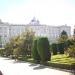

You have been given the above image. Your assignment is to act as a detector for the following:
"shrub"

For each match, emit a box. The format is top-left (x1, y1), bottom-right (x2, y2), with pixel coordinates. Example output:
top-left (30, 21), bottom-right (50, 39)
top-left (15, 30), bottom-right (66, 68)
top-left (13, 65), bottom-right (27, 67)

top-left (66, 39), bottom-right (75, 46)
top-left (67, 44), bottom-right (75, 58)
top-left (58, 43), bottom-right (64, 54)
top-left (13, 47), bottom-right (21, 59)
top-left (20, 29), bottom-right (35, 57)
top-left (32, 39), bottom-right (41, 63)
top-left (4, 43), bottom-right (13, 57)
top-left (0, 48), bottom-right (5, 56)
top-left (37, 37), bottom-right (51, 62)
top-left (51, 43), bottom-right (58, 55)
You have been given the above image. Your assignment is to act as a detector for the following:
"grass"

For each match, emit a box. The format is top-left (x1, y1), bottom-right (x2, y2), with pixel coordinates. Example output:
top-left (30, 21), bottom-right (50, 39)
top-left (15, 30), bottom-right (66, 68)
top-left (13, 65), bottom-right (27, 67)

top-left (24, 54), bottom-right (75, 70)
top-left (49, 54), bottom-right (75, 65)
top-left (17, 54), bottom-right (75, 70)
top-left (25, 54), bottom-right (75, 65)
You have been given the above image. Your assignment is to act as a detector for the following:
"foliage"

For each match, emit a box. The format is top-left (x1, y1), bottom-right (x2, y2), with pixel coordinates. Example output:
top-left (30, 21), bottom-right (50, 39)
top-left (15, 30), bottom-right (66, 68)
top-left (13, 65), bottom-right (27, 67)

top-left (50, 54), bottom-right (75, 65)
top-left (13, 47), bottom-right (21, 59)
top-left (58, 30), bottom-right (68, 43)
top-left (67, 44), bottom-right (75, 58)
top-left (20, 29), bottom-right (35, 57)
top-left (51, 43), bottom-right (58, 55)
top-left (0, 28), bottom-right (35, 59)
top-left (4, 36), bottom-right (21, 57)
top-left (37, 37), bottom-right (51, 62)
top-left (0, 48), bottom-right (5, 56)
top-left (4, 42), bottom-right (13, 56)
top-left (57, 30), bottom-right (69, 54)
top-left (51, 43), bottom-right (64, 55)
top-left (32, 39), bottom-right (41, 62)
top-left (58, 43), bottom-right (64, 54)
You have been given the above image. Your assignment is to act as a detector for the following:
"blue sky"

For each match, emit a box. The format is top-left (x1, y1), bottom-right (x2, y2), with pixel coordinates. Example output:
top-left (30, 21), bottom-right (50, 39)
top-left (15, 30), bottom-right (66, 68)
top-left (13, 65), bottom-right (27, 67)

top-left (0, 0), bottom-right (75, 29)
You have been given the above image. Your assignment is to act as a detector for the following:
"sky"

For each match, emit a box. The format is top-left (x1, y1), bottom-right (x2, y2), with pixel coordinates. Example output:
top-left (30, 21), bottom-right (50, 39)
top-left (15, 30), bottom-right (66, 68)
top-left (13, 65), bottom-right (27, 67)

top-left (0, 0), bottom-right (75, 30)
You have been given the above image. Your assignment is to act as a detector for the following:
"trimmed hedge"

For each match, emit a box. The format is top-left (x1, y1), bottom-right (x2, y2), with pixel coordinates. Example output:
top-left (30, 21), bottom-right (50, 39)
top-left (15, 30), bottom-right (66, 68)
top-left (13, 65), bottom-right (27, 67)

top-left (32, 39), bottom-right (41, 63)
top-left (51, 43), bottom-right (65, 55)
top-left (0, 48), bottom-right (5, 56)
top-left (51, 43), bottom-right (58, 55)
top-left (37, 37), bottom-right (51, 62)
top-left (58, 43), bottom-right (64, 54)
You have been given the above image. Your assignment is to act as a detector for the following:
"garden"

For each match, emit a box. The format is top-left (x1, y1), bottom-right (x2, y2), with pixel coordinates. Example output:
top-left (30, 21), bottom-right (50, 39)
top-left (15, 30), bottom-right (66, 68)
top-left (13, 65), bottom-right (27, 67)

top-left (0, 29), bottom-right (75, 70)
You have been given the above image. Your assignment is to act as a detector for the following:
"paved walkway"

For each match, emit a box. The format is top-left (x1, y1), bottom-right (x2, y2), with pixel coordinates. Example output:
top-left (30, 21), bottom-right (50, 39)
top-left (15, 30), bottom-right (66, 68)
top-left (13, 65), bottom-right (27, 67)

top-left (0, 57), bottom-right (73, 75)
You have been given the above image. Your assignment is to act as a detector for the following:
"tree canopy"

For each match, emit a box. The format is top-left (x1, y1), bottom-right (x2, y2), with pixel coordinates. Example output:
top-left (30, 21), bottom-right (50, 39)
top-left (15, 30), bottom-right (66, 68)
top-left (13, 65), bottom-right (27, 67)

top-left (58, 30), bottom-right (68, 43)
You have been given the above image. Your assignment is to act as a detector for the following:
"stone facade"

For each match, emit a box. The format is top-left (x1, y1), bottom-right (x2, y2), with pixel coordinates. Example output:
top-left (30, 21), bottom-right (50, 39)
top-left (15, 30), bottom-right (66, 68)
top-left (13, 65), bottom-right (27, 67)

top-left (0, 18), bottom-right (71, 48)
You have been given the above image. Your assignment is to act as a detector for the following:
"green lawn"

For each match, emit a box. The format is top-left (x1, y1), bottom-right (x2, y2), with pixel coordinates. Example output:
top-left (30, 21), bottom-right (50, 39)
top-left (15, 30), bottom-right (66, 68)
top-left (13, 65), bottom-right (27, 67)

top-left (49, 54), bottom-right (75, 65)
top-left (16, 54), bottom-right (75, 69)
top-left (18, 54), bottom-right (75, 70)
top-left (25, 54), bottom-right (75, 65)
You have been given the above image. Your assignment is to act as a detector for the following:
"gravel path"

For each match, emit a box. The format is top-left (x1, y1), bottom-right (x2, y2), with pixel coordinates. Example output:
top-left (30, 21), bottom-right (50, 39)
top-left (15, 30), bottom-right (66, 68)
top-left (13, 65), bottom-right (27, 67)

top-left (0, 57), bottom-right (73, 75)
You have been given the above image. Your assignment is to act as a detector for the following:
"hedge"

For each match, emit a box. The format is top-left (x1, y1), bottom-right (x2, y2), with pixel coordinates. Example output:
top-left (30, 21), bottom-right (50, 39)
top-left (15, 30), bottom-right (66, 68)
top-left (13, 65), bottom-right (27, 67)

top-left (51, 43), bottom-right (58, 55)
top-left (37, 37), bottom-right (51, 62)
top-left (58, 43), bottom-right (64, 54)
top-left (32, 39), bottom-right (41, 63)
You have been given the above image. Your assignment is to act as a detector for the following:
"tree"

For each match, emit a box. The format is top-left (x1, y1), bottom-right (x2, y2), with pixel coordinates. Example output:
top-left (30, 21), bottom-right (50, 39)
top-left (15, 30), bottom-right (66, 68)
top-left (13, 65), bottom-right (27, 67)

top-left (12, 36), bottom-right (22, 59)
top-left (37, 37), bottom-right (51, 62)
top-left (13, 47), bottom-right (21, 60)
top-left (4, 28), bottom-right (35, 59)
top-left (4, 42), bottom-right (13, 57)
top-left (67, 44), bottom-right (75, 58)
top-left (0, 36), bottom-right (2, 48)
top-left (20, 29), bottom-right (35, 57)
top-left (58, 43), bottom-right (64, 54)
top-left (32, 39), bottom-right (41, 63)
top-left (73, 27), bottom-right (75, 40)
top-left (58, 30), bottom-right (68, 53)
top-left (0, 48), bottom-right (5, 56)
top-left (51, 43), bottom-right (58, 55)
top-left (58, 30), bottom-right (68, 43)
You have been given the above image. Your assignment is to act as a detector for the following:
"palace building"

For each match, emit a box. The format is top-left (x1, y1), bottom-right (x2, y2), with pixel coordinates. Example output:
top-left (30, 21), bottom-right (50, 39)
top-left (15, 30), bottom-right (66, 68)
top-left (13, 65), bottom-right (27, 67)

top-left (0, 18), bottom-right (71, 48)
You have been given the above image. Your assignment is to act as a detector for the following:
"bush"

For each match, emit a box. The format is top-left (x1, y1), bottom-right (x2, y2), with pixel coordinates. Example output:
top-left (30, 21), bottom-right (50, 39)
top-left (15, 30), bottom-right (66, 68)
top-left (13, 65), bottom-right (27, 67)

top-left (4, 43), bottom-right (13, 57)
top-left (13, 47), bottom-right (21, 59)
top-left (37, 37), bottom-right (51, 62)
top-left (67, 44), bottom-right (75, 58)
top-left (58, 43), bottom-right (64, 54)
top-left (0, 48), bottom-right (5, 56)
top-left (51, 43), bottom-right (58, 55)
top-left (32, 39), bottom-right (41, 63)
top-left (20, 29), bottom-right (35, 57)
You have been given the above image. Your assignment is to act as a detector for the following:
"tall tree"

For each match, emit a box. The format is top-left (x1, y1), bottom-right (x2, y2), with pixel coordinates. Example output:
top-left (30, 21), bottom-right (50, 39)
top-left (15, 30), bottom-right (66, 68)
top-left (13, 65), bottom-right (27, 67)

top-left (73, 26), bottom-right (75, 40)
top-left (19, 29), bottom-right (35, 57)
top-left (58, 30), bottom-right (68, 52)
top-left (58, 30), bottom-right (68, 43)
